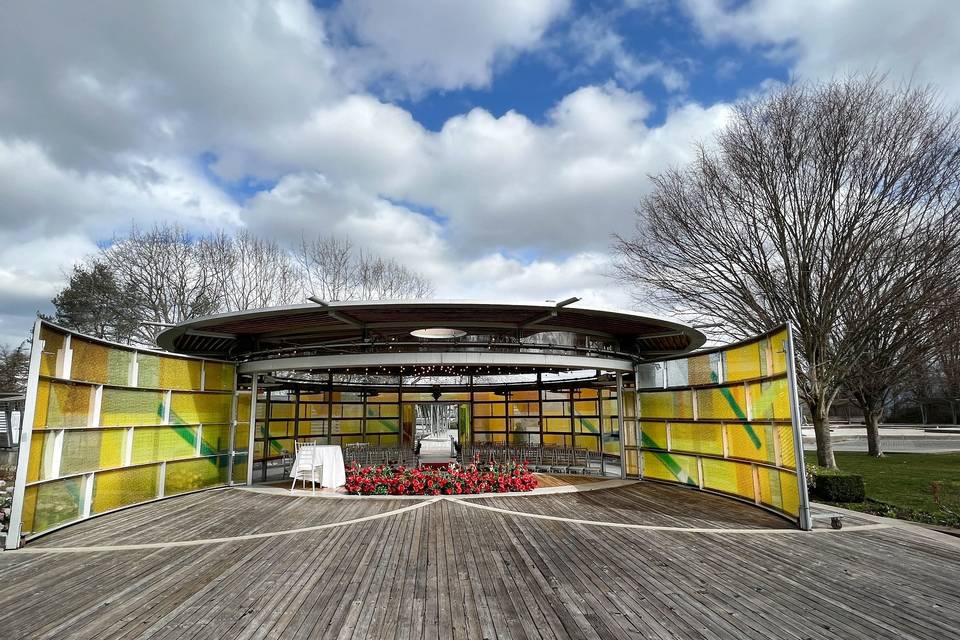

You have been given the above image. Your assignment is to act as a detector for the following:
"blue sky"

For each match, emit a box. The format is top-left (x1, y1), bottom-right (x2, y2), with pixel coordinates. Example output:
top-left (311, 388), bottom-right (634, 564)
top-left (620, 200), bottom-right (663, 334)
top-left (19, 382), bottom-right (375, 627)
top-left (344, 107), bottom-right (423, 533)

top-left (1, 0), bottom-right (959, 345)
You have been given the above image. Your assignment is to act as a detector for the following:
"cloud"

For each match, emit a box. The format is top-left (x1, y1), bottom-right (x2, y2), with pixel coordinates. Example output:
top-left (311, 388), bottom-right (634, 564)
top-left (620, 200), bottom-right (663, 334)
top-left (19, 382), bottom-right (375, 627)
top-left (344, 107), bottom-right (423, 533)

top-left (567, 14), bottom-right (688, 91)
top-left (0, 140), bottom-right (239, 237)
top-left (0, 0), bottom-right (740, 344)
top-left (0, 0), bottom-right (339, 172)
top-left (235, 83), bottom-right (730, 259)
top-left (683, 0), bottom-right (960, 100)
top-left (331, 0), bottom-right (570, 96)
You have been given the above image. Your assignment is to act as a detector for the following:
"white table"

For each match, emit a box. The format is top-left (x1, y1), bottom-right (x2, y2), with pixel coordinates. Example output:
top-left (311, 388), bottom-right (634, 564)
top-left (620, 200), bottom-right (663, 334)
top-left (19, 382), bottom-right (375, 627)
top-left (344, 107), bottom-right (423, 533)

top-left (290, 444), bottom-right (346, 488)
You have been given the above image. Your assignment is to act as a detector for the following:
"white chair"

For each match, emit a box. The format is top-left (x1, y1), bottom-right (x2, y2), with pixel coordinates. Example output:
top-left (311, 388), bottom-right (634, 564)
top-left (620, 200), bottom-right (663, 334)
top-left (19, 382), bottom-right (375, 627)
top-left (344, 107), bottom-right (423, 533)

top-left (291, 441), bottom-right (324, 494)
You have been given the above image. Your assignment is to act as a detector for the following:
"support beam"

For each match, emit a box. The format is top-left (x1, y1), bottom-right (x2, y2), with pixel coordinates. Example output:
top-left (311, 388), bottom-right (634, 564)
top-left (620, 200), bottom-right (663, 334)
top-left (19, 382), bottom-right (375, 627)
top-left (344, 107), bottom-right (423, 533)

top-left (520, 297), bottom-right (581, 329)
top-left (308, 297), bottom-right (365, 328)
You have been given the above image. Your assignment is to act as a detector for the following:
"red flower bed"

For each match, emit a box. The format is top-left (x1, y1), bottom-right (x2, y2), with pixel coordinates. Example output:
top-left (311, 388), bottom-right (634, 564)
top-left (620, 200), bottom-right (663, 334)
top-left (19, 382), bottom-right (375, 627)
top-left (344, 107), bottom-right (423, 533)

top-left (344, 460), bottom-right (538, 496)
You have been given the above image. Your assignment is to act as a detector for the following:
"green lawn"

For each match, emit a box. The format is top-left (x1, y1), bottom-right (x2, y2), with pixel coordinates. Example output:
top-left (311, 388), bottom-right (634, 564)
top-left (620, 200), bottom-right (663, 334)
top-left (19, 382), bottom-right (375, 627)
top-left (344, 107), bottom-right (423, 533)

top-left (804, 451), bottom-right (960, 526)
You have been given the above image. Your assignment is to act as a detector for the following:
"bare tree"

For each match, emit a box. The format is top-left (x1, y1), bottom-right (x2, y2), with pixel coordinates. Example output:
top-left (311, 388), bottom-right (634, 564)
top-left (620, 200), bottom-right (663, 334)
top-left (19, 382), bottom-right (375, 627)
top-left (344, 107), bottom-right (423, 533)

top-left (841, 233), bottom-right (960, 456)
top-left (201, 230), bottom-right (301, 311)
top-left (614, 76), bottom-right (960, 468)
top-left (354, 251), bottom-right (435, 300)
top-left (100, 223), bottom-right (220, 344)
top-left (297, 233), bottom-right (435, 301)
top-left (296, 235), bottom-right (355, 302)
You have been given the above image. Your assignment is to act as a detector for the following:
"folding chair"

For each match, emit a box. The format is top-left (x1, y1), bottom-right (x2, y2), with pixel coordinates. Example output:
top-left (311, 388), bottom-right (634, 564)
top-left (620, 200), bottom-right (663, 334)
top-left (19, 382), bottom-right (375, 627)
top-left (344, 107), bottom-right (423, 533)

top-left (291, 441), bottom-right (323, 493)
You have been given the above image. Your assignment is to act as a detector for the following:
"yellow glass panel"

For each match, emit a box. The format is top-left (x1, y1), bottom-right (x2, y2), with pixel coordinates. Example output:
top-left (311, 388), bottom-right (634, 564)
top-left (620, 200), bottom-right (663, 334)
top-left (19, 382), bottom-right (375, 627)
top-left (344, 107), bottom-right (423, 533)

top-left (758, 466), bottom-right (784, 511)
top-left (335, 404), bottom-right (363, 418)
top-left (624, 448), bottom-right (639, 476)
top-left (641, 451), bottom-right (698, 485)
top-left (38, 325), bottom-right (66, 377)
top-left (534, 400), bottom-right (568, 416)
top-left (377, 434), bottom-right (400, 447)
top-left (202, 361), bottom-right (235, 391)
top-left (574, 434), bottom-right (600, 452)
top-left (769, 329), bottom-right (789, 375)
top-left (724, 341), bottom-right (762, 381)
top-left (160, 357), bottom-right (203, 390)
top-left (779, 470), bottom-right (800, 516)
top-left (22, 477), bottom-right (84, 534)
top-left (92, 465), bottom-right (159, 514)
top-left (638, 390), bottom-right (693, 419)
top-left (70, 339), bottom-right (132, 386)
top-left (332, 419), bottom-right (362, 434)
top-left (726, 422), bottom-right (776, 464)
top-left (267, 422), bottom-right (294, 437)
top-left (101, 388), bottom-right (165, 427)
top-left (170, 392), bottom-right (232, 424)
top-left (234, 423), bottom-right (250, 450)
top-left (603, 434), bottom-right (620, 456)
top-left (688, 354), bottom-right (715, 385)
top-left (622, 419), bottom-right (637, 446)
top-left (300, 403), bottom-right (328, 419)
top-left (748, 379), bottom-right (790, 421)
top-left (575, 416), bottom-right (599, 434)
top-left (366, 403), bottom-right (399, 418)
top-left (370, 392), bottom-right (398, 403)
top-left (510, 401), bottom-right (539, 416)
top-left (131, 426), bottom-right (197, 464)
top-left (270, 403), bottom-right (295, 419)
top-left (778, 426), bottom-right (796, 469)
top-left (366, 418), bottom-right (400, 434)
top-left (473, 417), bottom-right (506, 430)
top-left (201, 424), bottom-right (231, 454)
top-left (34, 380), bottom-right (91, 428)
top-left (540, 434), bottom-right (569, 447)
top-left (59, 429), bottom-right (125, 475)
top-left (236, 391), bottom-right (251, 421)
top-left (232, 453), bottom-right (248, 483)
top-left (696, 386), bottom-right (747, 421)
top-left (472, 403), bottom-right (505, 417)
top-left (640, 421), bottom-right (667, 449)
top-left (702, 458), bottom-right (755, 500)
top-left (622, 392), bottom-right (636, 418)
top-left (26, 431), bottom-right (54, 482)
top-left (544, 417), bottom-right (572, 433)
top-left (265, 437), bottom-right (292, 457)
top-left (669, 422), bottom-right (724, 456)
top-left (164, 456), bottom-right (228, 495)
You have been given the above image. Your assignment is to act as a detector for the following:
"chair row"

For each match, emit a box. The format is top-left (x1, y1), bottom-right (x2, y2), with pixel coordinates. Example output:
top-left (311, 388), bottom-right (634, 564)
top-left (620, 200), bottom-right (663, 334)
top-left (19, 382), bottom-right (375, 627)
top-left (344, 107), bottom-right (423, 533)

top-left (344, 445), bottom-right (417, 468)
top-left (460, 444), bottom-right (604, 476)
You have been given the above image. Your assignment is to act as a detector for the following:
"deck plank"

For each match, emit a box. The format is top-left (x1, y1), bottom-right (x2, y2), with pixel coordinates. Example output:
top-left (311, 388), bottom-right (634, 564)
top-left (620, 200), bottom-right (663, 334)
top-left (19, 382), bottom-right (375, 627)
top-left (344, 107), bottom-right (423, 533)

top-left (1, 484), bottom-right (958, 640)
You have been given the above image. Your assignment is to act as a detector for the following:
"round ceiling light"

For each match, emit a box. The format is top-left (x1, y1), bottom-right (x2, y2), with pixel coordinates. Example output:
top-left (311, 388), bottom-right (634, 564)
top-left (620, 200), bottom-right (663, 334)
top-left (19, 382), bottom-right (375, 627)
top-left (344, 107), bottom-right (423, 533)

top-left (410, 327), bottom-right (467, 339)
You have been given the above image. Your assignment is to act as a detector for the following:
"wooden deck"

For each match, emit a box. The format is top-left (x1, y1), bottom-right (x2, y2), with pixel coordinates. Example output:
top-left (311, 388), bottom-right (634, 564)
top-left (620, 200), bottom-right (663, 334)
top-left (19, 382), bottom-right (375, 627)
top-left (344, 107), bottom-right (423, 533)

top-left (1, 482), bottom-right (958, 639)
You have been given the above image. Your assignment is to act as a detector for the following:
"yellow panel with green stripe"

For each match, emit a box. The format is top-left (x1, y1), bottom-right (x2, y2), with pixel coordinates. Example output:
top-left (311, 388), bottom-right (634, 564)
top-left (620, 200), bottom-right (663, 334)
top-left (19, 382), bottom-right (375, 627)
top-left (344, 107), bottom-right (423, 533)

top-left (636, 326), bottom-right (806, 527)
top-left (11, 322), bottom-right (237, 545)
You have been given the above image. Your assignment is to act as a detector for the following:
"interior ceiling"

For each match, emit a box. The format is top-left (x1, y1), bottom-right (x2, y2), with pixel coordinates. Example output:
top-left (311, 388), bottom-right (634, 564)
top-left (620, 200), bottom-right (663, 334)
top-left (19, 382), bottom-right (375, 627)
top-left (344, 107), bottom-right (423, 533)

top-left (155, 300), bottom-right (704, 359)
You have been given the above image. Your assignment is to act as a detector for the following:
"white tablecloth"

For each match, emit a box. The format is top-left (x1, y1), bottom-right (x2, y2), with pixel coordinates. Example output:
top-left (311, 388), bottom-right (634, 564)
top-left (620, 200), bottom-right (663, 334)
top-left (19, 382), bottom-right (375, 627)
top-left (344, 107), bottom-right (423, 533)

top-left (290, 445), bottom-right (346, 488)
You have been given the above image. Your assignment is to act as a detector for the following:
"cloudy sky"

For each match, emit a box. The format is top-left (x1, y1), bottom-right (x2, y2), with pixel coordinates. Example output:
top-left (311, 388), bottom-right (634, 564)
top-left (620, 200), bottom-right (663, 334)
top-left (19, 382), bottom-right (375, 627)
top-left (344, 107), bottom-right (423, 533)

top-left (2, 0), bottom-right (959, 346)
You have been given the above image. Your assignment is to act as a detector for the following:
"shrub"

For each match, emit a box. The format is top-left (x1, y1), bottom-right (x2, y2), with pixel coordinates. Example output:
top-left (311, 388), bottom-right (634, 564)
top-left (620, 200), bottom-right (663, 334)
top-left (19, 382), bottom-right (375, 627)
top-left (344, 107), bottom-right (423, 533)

top-left (812, 471), bottom-right (866, 503)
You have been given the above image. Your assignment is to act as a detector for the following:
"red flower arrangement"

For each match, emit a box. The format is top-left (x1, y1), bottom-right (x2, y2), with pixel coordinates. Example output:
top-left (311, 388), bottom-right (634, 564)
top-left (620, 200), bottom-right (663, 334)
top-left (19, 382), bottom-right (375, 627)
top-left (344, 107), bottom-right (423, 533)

top-left (344, 459), bottom-right (538, 496)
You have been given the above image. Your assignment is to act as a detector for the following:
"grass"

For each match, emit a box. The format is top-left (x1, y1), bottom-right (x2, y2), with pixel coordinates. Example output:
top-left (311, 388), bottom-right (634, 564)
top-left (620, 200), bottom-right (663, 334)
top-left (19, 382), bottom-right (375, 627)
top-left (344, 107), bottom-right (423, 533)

top-left (804, 451), bottom-right (960, 527)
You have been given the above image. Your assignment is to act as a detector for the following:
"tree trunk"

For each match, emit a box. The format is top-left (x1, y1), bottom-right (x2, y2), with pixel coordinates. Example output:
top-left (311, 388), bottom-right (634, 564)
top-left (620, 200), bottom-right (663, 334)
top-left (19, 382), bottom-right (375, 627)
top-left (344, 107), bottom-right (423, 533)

top-left (864, 407), bottom-right (884, 457)
top-left (810, 404), bottom-right (837, 469)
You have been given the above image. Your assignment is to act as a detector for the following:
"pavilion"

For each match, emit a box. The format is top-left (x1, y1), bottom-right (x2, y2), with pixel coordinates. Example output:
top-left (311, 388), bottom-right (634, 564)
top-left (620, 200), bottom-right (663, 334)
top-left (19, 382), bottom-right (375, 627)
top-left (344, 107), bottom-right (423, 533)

top-left (4, 298), bottom-right (811, 550)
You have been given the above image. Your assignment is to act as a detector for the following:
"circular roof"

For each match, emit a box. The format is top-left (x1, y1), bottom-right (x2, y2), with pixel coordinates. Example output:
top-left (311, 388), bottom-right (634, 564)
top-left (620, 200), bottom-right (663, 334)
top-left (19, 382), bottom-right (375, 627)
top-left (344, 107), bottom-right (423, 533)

top-left (155, 299), bottom-right (705, 359)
